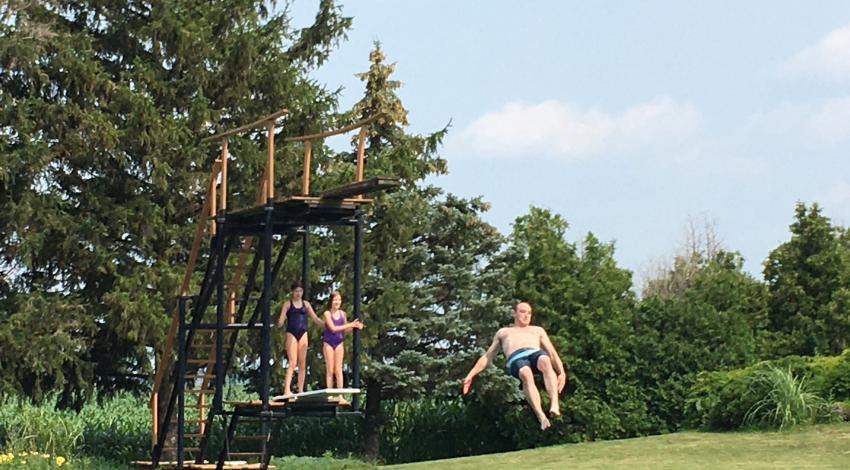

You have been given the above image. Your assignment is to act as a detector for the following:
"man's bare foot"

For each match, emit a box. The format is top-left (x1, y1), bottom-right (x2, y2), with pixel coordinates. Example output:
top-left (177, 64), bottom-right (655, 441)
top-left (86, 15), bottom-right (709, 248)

top-left (539, 415), bottom-right (551, 431)
top-left (549, 408), bottom-right (561, 418)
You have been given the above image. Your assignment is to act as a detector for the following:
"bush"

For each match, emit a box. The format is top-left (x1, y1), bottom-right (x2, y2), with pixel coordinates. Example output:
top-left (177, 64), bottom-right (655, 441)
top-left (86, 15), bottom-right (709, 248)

top-left (685, 351), bottom-right (850, 430)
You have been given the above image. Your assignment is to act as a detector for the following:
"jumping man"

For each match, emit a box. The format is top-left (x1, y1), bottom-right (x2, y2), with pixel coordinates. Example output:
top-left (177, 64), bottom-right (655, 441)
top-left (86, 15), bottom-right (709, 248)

top-left (462, 302), bottom-right (567, 430)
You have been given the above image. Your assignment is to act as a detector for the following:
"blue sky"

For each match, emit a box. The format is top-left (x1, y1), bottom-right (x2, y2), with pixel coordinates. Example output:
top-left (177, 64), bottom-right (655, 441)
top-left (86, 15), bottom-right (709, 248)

top-left (288, 1), bottom-right (850, 282)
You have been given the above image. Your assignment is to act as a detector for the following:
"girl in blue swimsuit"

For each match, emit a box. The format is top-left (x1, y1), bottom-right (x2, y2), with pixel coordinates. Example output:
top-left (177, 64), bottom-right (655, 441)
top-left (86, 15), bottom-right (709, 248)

top-left (276, 281), bottom-right (324, 398)
top-left (322, 292), bottom-right (364, 400)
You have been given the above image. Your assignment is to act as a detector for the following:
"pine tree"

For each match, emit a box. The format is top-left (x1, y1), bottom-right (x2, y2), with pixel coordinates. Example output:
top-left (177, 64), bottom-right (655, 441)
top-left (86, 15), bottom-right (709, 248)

top-left (323, 42), bottom-right (508, 459)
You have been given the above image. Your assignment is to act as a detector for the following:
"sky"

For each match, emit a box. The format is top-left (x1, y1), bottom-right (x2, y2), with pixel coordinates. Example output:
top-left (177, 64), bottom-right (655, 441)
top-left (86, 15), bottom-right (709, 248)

top-left (287, 1), bottom-right (850, 282)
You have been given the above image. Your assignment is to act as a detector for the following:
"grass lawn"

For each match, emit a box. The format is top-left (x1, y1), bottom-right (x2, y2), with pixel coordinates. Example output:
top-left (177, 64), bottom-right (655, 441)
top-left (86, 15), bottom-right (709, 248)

top-left (386, 423), bottom-right (850, 470)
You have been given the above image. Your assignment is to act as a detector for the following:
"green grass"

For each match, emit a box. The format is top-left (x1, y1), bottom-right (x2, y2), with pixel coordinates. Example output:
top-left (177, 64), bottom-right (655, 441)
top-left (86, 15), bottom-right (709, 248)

top-left (8, 424), bottom-right (850, 469)
top-left (270, 455), bottom-right (374, 469)
top-left (386, 423), bottom-right (850, 470)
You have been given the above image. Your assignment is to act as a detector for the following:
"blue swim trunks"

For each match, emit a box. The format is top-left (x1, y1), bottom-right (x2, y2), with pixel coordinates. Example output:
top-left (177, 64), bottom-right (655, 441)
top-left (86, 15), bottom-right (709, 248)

top-left (505, 348), bottom-right (548, 379)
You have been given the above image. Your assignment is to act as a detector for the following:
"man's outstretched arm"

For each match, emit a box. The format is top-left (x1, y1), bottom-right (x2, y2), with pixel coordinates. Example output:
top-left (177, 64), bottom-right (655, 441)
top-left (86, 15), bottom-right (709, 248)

top-left (540, 329), bottom-right (568, 393)
top-left (463, 332), bottom-right (501, 395)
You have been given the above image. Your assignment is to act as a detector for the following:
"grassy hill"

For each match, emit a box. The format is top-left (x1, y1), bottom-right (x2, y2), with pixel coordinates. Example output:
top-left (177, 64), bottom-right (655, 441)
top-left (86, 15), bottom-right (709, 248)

top-left (385, 423), bottom-right (850, 470)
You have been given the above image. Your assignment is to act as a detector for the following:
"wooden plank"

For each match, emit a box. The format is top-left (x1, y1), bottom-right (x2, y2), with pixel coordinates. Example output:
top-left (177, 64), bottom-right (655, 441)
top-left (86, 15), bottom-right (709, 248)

top-left (282, 114), bottom-right (381, 142)
top-left (131, 460), bottom-right (272, 470)
top-left (200, 109), bottom-right (289, 143)
top-left (266, 122), bottom-right (274, 200)
top-left (223, 400), bottom-right (291, 408)
top-left (319, 177), bottom-right (399, 199)
top-left (355, 125), bottom-right (367, 184)
top-left (220, 140), bottom-right (228, 211)
top-left (188, 464), bottom-right (271, 470)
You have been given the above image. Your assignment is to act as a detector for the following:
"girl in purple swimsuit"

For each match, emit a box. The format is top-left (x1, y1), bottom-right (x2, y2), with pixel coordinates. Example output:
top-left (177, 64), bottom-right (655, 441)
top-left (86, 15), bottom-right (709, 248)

top-left (276, 281), bottom-right (324, 398)
top-left (322, 292), bottom-right (364, 399)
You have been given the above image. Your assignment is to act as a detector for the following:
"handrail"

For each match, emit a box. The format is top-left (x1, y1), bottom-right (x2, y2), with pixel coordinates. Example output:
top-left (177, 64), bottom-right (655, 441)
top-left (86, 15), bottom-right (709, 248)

top-left (150, 159), bottom-right (222, 446)
top-left (200, 109), bottom-right (289, 143)
top-left (282, 114), bottom-right (381, 195)
top-left (282, 114), bottom-right (381, 142)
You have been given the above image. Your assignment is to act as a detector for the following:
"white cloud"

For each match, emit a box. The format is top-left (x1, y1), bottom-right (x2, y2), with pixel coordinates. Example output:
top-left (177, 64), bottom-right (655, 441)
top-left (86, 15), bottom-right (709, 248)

top-left (456, 97), bottom-right (700, 159)
top-left (783, 24), bottom-right (850, 81)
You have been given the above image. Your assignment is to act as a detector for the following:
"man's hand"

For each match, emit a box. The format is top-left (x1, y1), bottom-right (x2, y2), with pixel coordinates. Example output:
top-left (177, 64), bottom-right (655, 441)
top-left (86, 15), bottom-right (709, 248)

top-left (462, 376), bottom-right (474, 395)
top-left (557, 372), bottom-right (567, 394)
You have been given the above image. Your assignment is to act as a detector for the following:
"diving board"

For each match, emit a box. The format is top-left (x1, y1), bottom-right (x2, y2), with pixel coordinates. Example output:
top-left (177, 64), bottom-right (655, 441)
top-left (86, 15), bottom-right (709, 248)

top-left (272, 388), bottom-right (361, 402)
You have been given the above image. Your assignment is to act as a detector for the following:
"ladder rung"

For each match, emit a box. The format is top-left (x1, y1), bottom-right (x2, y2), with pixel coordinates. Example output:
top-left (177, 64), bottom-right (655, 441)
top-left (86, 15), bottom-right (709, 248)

top-left (186, 389), bottom-right (215, 394)
top-left (184, 433), bottom-right (205, 438)
top-left (162, 446), bottom-right (201, 452)
top-left (187, 359), bottom-right (215, 364)
top-left (235, 435), bottom-right (267, 441)
top-left (185, 374), bottom-right (216, 380)
top-left (236, 417), bottom-right (265, 423)
top-left (193, 323), bottom-right (258, 331)
top-left (192, 342), bottom-right (232, 349)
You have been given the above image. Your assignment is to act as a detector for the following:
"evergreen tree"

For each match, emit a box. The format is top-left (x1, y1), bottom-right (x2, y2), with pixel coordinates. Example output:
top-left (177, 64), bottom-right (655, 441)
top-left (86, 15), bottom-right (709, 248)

top-left (317, 43), bottom-right (508, 459)
top-left (763, 202), bottom-right (850, 356)
top-left (0, 0), bottom-right (352, 405)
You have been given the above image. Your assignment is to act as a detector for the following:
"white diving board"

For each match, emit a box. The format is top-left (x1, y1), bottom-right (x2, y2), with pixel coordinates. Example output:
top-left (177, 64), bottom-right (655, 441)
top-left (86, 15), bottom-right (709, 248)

top-left (272, 388), bottom-right (361, 402)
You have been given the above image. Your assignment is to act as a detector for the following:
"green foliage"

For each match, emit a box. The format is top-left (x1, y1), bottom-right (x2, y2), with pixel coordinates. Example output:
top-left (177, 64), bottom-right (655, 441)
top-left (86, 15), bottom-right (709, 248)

top-left (634, 252), bottom-right (768, 429)
top-left (764, 202), bottom-right (850, 357)
top-left (270, 455), bottom-right (374, 470)
top-left (685, 352), bottom-right (850, 430)
top-left (494, 207), bottom-right (658, 439)
top-left (0, 393), bottom-right (149, 461)
top-left (0, 397), bottom-right (84, 457)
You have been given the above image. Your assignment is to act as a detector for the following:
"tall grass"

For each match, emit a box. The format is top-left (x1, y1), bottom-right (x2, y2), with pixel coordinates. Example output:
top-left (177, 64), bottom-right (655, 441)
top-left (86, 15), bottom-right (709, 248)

top-left (0, 393), bottom-right (150, 461)
top-left (743, 365), bottom-right (832, 430)
top-left (0, 396), bottom-right (84, 457)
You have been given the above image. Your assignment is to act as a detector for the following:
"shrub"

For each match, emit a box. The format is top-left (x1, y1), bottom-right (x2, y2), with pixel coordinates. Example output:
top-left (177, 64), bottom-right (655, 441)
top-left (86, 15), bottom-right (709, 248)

top-left (685, 351), bottom-right (850, 430)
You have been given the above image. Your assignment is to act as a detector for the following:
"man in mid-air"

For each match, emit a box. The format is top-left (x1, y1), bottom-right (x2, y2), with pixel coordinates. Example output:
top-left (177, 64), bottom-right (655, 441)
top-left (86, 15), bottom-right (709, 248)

top-left (462, 302), bottom-right (567, 430)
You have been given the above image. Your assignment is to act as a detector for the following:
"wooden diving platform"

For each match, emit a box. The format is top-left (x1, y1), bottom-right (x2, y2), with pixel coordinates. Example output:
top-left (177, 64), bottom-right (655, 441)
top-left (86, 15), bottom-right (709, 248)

top-left (223, 178), bottom-right (399, 233)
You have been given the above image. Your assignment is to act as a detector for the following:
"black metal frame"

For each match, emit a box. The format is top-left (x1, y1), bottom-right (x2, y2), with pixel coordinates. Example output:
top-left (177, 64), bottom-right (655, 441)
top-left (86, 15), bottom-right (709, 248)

top-left (153, 201), bottom-right (367, 470)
